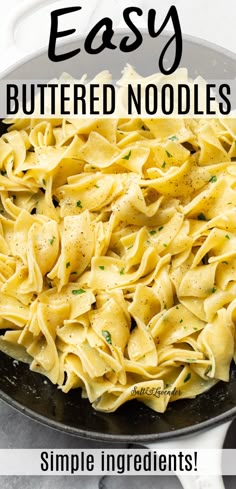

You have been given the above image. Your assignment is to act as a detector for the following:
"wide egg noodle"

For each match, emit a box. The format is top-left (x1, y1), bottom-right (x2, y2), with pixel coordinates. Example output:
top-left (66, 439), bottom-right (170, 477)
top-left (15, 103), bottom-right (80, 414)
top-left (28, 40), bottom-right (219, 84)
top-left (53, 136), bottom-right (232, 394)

top-left (0, 67), bottom-right (235, 413)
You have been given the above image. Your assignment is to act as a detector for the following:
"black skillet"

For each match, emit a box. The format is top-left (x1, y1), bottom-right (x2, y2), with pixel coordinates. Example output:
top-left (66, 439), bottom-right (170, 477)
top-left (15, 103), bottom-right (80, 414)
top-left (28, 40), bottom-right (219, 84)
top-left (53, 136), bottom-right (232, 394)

top-left (0, 346), bottom-right (235, 442)
top-left (0, 31), bottom-right (236, 442)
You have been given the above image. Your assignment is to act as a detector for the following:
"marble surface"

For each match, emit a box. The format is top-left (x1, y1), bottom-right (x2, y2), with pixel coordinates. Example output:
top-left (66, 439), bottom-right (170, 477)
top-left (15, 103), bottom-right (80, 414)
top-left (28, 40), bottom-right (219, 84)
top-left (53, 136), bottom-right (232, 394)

top-left (0, 398), bottom-right (234, 488)
top-left (0, 403), bottom-right (233, 489)
top-left (0, 399), bottom-right (184, 488)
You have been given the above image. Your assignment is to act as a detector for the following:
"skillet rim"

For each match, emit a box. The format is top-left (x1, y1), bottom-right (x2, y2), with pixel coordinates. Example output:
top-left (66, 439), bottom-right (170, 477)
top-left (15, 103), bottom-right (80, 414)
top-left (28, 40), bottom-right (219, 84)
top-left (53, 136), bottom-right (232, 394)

top-left (0, 389), bottom-right (236, 443)
top-left (1, 29), bottom-right (236, 80)
top-left (0, 386), bottom-right (235, 442)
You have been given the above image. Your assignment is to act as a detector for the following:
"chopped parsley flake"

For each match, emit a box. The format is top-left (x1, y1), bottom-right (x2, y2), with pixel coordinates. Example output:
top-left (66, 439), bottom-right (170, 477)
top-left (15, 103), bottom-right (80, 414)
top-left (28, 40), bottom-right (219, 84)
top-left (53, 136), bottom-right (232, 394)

top-left (184, 373), bottom-right (191, 383)
top-left (72, 289), bottom-right (86, 295)
top-left (95, 184), bottom-right (100, 188)
top-left (102, 330), bottom-right (112, 345)
top-left (211, 287), bottom-right (217, 293)
top-left (66, 262), bottom-right (70, 268)
top-left (42, 179), bottom-right (46, 186)
top-left (76, 200), bottom-right (83, 208)
top-left (209, 175), bottom-right (217, 183)
top-left (127, 245), bottom-right (133, 250)
top-left (163, 243), bottom-right (167, 247)
top-left (225, 234), bottom-right (230, 240)
top-left (120, 267), bottom-right (125, 275)
top-left (99, 265), bottom-right (105, 270)
top-left (168, 136), bottom-right (178, 141)
top-left (1, 170), bottom-right (7, 176)
top-left (166, 150), bottom-right (172, 158)
top-left (158, 226), bottom-right (164, 231)
top-left (149, 230), bottom-right (156, 235)
top-left (162, 161), bottom-right (166, 168)
top-left (179, 319), bottom-right (183, 323)
top-left (49, 236), bottom-right (56, 245)
top-left (198, 213), bottom-right (207, 221)
top-left (122, 150), bottom-right (132, 160)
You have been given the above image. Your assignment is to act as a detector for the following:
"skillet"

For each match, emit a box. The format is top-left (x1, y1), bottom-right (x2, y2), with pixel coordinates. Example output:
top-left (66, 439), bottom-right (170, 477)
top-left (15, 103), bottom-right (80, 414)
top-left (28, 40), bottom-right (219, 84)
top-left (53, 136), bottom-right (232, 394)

top-left (0, 31), bottom-right (236, 442)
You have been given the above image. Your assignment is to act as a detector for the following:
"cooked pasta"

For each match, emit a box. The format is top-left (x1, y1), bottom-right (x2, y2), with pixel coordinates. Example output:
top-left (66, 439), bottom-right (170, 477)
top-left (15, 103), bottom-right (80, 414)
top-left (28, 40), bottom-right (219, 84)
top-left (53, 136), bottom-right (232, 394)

top-left (0, 71), bottom-right (235, 413)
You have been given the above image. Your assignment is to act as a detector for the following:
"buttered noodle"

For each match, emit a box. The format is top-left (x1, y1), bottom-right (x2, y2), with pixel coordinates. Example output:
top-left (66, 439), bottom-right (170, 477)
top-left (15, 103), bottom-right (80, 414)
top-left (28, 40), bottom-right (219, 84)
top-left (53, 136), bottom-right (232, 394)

top-left (0, 70), bottom-right (235, 413)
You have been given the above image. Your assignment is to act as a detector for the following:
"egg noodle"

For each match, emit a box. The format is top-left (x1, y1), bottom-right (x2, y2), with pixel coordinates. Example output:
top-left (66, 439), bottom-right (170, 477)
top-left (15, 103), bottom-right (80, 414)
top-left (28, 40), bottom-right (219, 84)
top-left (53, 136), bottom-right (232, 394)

top-left (0, 69), bottom-right (235, 413)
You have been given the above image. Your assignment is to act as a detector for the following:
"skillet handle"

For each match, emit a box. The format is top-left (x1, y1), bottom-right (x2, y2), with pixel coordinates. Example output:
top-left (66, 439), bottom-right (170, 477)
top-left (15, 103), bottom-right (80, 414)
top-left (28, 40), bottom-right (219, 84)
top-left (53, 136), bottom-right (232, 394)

top-left (177, 474), bottom-right (225, 489)
top-left (143, 421), bottom-right (231, 489)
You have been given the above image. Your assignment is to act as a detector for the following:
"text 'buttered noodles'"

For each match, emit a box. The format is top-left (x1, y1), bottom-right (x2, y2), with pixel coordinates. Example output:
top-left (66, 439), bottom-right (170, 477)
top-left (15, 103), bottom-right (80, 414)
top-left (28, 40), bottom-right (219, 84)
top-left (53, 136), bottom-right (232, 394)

top-left (3, 66), bottom-right (235, 118)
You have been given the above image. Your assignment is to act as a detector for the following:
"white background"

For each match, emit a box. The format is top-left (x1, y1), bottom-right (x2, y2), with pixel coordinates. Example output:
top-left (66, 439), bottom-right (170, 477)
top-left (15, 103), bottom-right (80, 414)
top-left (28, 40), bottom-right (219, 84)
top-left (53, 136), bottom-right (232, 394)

top-left (0, 0), bottom-right (235, 72)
